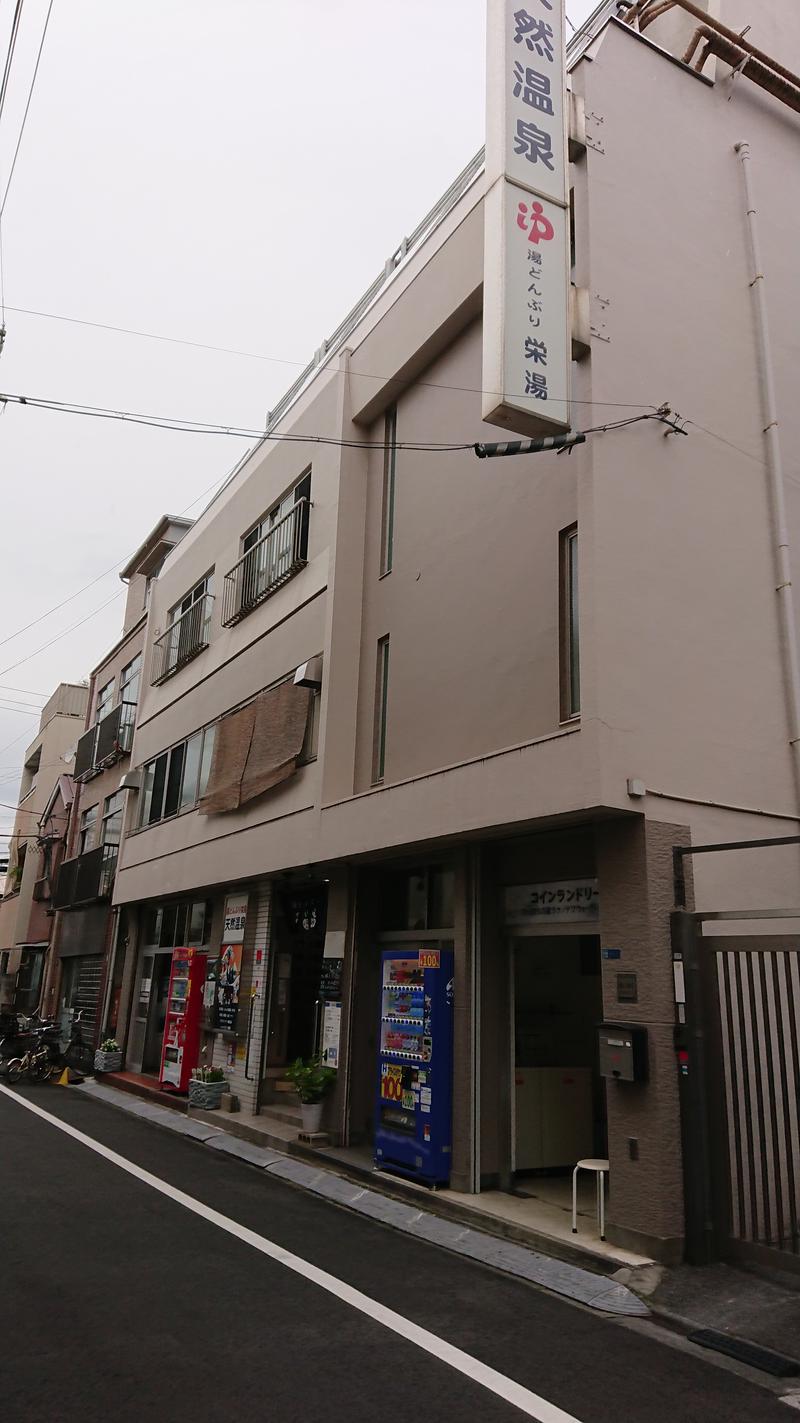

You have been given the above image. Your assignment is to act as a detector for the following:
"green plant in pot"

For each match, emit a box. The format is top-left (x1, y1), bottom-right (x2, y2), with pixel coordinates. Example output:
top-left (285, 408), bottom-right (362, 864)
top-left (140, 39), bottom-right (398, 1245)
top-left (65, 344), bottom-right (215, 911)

top-left (284, 1056), bottom-right (336, 1134)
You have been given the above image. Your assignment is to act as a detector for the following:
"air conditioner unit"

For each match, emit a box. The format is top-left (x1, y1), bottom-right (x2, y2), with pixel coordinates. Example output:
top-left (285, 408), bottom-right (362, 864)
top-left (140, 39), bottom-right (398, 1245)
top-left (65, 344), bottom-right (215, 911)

top-left (119, 770), bottom-right (142, 792)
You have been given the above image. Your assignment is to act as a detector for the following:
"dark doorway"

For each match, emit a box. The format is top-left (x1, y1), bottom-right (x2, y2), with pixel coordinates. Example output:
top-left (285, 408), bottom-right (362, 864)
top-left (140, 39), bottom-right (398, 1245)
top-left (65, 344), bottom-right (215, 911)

top-left (142, 954), bottom-right (172, 1074)
top-left (512, 934), bottom-right (605, 1175)
top-left (264, 887), bottom-right (327, 1070)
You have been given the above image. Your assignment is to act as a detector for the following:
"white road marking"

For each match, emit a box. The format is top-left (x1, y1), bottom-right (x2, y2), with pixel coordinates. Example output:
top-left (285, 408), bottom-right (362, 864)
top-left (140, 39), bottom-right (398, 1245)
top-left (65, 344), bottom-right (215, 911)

top-left (1, 1084), bottom-right (583, 1423)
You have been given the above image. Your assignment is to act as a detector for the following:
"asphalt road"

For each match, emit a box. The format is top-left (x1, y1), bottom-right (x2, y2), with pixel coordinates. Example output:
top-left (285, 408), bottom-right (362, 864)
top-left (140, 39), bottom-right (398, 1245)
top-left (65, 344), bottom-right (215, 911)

top-left (0, 1083), bottom-right (793, 1423)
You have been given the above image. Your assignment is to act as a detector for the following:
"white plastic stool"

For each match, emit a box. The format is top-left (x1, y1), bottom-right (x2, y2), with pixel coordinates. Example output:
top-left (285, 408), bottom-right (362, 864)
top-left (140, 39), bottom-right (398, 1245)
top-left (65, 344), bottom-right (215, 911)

top-left (572, 1158), bottom-right (609, 1241)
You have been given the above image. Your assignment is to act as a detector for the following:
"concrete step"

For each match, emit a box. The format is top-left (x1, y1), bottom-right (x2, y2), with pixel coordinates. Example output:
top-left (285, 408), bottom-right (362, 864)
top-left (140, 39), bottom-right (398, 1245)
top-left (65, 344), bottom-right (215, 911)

top-left (259, 1103), bottom-right (302, 1129)
top-left (272, 1078), bottom-right (297, 1094)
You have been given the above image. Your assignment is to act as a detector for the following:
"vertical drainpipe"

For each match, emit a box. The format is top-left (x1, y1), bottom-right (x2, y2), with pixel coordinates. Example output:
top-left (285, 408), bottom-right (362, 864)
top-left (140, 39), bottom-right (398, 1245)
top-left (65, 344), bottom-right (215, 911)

top-left (735, 141), bottom-right (800, 808)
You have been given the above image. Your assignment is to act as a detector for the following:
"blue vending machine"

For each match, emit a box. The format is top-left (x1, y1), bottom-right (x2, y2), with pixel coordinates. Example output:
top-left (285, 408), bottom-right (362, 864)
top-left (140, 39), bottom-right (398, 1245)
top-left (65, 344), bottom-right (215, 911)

top-left (374, 946), bottom-right (454, 1185)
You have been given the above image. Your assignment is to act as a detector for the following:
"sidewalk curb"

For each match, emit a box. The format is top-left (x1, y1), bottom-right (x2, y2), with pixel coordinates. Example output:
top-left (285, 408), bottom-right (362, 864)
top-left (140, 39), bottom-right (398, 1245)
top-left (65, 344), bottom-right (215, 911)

top-left (75, 1079), bottom-right (649, 1319)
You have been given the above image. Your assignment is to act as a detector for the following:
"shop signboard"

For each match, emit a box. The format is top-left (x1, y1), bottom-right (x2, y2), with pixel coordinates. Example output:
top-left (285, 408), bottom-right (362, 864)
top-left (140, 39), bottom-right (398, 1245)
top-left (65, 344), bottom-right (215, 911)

top-left (223, 892), bottom-right (248, 942)
top-left (504, 878), bottom-right (599, 925)
top-left (482, 0), bottom-right (571, 436)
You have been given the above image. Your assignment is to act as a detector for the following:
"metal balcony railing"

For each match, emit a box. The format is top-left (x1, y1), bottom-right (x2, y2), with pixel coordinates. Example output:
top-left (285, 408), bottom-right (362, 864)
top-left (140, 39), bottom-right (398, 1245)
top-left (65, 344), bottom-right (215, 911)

top-left (74, 700), bottom-right (137, 781)
top-left (73, 725), bottom-right (98, 781)
top-left (52, 844), bottom-right (118, 910)
top-left (95, 700), bottom-right (136, 765)
top-left (222, 500), bottom-right (309, 626)
top-left (152, 594), bottom-right (214, 684)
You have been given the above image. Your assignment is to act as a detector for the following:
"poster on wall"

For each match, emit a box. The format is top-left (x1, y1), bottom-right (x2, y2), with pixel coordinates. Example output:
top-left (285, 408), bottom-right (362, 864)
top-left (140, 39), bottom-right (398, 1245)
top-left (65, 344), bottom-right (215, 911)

top-left (321, 1002), bottom-right (342, 1069)
top-left (215, 943), bottom-right (242, 1032)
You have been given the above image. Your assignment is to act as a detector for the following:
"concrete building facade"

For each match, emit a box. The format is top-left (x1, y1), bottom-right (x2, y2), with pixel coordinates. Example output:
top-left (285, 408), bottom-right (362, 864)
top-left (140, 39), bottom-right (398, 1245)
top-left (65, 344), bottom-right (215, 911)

top-left (103, 0), bottom-right (800, 1264)
top-left (0, 683), bottom-right (89, 1011)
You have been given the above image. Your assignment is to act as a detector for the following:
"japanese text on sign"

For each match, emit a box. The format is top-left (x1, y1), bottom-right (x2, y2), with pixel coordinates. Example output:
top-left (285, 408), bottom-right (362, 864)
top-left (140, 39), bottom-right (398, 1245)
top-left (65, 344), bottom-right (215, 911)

top-left (503, 879), bottom-right (599, 925)
top-left (483, 0), bottom-right (570, 436)
top-left (223, 892), bottom-right (248, 943)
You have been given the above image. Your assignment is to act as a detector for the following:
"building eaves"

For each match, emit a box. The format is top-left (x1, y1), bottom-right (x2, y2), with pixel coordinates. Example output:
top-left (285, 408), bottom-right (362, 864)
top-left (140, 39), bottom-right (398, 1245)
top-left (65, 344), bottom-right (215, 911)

top-left (119, 515), bottom-right (194, 583)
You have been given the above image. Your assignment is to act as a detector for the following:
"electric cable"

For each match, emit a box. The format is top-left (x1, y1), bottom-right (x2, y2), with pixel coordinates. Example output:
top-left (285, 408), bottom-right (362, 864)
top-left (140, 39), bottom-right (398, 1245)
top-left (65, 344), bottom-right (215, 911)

top-left (0, 588), bottom-right (124, 679)
top-left (0, 0), bottom-right (56, 220)
top-left (0, 305), bottom-right (661, 412)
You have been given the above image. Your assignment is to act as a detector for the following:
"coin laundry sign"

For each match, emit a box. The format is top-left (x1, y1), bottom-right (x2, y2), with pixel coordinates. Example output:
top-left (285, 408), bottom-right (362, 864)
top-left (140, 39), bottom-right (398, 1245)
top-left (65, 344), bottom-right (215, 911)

top-left (483, 0), bottom-right (571, 436)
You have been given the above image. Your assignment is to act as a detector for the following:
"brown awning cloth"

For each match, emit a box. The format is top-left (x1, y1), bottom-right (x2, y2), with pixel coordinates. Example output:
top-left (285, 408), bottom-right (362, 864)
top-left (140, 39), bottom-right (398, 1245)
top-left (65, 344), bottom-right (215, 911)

top-left (240, 681), bottom-right (311, 806)
top-left (198, 681), bottom-right (310, 814)
top-left (198, 699), bottom-right (257, 814)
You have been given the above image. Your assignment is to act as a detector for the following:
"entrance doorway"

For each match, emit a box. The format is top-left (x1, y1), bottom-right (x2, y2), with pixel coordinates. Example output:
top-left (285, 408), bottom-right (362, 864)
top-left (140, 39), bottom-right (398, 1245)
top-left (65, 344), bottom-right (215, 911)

top-left (128, 951), bottom-right (172, 1075)
top-left (263, 888), bottom-right (327, 1076)
top-left (511, 935), bottom-right (605, 1179)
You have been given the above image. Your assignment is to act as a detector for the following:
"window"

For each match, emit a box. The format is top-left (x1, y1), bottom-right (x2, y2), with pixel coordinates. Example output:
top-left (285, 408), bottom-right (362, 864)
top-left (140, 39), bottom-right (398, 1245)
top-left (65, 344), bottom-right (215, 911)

top-left (153, 574), bottom-right (214, 682)
top-left (95, 679), bottom-right (114, 724)
top-left (373, 635), bottom-right (390, 783)
top-left (101, 791), bottom-right (124, 847)
top-left (120, 653), bottom-right (141, 706)
top-left (560, 525), bottom-right (580, 719)
top-left (79, 805), bottom-right (98, 854)
top-left (569, 187), bottom-right (576, 272)
top-left (380, 407), bottom-right (397, 575)
top-left (138, 723), bottom-right (217, 828)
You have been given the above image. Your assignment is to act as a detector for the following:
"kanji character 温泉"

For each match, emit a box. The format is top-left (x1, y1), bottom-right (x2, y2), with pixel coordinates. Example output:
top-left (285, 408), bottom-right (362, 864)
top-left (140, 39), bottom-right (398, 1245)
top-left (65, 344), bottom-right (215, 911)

top-left (513, 11), bottom-right (555, 61)
top-left (524, 337), bottom-right (547, 364)
top-left (525, 370), bottom-right (548, 399)
top-left (513, 119), bottom-right (555, 171)
top-left (512, 62), bottom-right (554, 115)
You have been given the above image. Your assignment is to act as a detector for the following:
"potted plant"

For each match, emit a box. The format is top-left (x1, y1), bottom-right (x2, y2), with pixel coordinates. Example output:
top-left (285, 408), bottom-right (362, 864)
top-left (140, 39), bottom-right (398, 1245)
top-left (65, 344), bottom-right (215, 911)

top-left (94, 1037), bottom-right (123, 1073)
top-left (188, 1064), bottom-right (229, 1110)
top-left (284, 1056), bottom-right (337, 1134)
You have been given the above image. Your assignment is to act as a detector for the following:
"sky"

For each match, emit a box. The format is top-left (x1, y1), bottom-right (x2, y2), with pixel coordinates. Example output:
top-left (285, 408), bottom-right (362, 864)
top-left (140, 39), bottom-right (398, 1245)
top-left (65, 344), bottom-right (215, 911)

top-left (0, 0), bottom-right (599, 850)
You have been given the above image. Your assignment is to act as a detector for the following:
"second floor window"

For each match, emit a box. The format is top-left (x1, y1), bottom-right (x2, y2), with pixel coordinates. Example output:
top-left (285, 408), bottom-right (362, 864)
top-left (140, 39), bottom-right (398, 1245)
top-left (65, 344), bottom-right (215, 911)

top-left (79, 805), bottom-right (98, 854)
top-left (372, 635), bottom-right (390, 784)
top-left (139, 722), bottom-right (217, 828)
top-left (101, 791), bottom-right (124, 848)
top-left (96, 679), bottom-right (114, 724)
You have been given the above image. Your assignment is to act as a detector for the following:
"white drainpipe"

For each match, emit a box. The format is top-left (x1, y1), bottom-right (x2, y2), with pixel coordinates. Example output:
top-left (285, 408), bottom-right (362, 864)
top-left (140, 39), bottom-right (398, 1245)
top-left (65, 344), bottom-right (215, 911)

top-left (735, 141), bottom-right (800, 804)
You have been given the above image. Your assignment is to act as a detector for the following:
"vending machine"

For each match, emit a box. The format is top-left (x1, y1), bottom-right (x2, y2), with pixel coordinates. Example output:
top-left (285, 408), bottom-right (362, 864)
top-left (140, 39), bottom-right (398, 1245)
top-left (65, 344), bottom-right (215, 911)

top-left (374, 947), bottom-right (454, 1185)
top-left (159, 948), bottom-right (207, 1091)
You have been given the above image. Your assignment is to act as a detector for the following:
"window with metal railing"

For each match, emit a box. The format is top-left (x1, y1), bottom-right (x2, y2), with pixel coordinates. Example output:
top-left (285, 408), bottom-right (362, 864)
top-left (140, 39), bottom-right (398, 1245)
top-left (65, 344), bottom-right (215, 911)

top-left (222, 474), bottom-right (310, 626)
top-left (152, 580), bottom-right (214, 683)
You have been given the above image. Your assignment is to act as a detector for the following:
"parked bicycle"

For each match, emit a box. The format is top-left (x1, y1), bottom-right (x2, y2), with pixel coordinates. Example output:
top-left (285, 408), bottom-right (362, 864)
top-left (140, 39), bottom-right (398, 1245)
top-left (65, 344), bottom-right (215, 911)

top-left (4, 1039), bottom-right (53, 1083)
top-left (3, 1010), bottom-right (94, 1083)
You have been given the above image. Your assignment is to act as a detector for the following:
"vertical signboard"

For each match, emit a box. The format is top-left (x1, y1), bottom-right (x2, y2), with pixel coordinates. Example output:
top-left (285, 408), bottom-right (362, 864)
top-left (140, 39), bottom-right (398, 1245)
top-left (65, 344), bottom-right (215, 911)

top-left (483, 0), bottom-right (571, 436)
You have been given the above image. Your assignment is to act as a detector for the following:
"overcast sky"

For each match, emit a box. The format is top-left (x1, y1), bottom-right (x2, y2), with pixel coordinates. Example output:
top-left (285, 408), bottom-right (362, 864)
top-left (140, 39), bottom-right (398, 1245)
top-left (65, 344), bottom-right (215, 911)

top-left (0, 0), bottom-right (598, 847)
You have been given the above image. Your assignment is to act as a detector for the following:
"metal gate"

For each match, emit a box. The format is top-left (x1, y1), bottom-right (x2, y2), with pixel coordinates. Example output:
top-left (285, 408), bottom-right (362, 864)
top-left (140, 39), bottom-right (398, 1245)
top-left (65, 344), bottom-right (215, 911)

top-left (672, 834), bottom-right (800, 1270)
top-left (709, 939), bottom-right (800, 1261)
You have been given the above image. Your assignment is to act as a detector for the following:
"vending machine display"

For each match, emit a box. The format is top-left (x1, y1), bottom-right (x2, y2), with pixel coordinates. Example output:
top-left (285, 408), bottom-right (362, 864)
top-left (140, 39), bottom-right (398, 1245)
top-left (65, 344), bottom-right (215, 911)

top-left (159, 948), bottom-right (208, 1091)
top-left (374, 947), bottom-right (454, 1185)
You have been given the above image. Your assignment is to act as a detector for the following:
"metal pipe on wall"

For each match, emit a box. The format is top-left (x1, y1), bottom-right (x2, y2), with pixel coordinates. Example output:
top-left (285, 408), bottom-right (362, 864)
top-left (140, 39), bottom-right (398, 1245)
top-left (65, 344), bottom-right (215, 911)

top-left (735, 142), bottom-right (800, 809)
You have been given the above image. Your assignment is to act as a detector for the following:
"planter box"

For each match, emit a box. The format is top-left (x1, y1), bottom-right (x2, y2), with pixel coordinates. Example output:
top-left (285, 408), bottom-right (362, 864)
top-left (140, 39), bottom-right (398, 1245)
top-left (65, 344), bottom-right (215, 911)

top-left (188, 1077), bottom-right (229, 1110)
top-left (94, 1050), bottom-right (122, 1074)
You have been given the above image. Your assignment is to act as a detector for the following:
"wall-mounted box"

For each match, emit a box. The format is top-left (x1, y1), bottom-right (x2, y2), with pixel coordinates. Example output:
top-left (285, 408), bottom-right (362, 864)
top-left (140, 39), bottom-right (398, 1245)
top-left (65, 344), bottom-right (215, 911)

top-left (598, 1023), bottom-right (649, 1083)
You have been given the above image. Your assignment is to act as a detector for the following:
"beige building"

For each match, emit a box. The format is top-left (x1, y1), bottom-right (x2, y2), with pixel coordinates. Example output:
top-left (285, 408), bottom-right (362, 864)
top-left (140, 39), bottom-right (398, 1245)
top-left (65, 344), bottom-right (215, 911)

top-left (108, 0), bottom-right (800, 1265)
top-left (41, 518), bottom-right (192, 1040)
top-left (0, 683), bottom-right (89, 1012)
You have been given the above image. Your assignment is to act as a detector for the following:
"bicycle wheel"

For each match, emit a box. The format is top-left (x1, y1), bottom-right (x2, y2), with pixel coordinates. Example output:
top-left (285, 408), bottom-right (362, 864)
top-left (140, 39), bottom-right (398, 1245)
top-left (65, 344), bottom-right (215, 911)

top-left (29, 1052), bottom-right (52, 1083)
top-left (65, 1043), bottom-right (94, 1076)
top-left (5, 1057), bottom-right (24, 1084)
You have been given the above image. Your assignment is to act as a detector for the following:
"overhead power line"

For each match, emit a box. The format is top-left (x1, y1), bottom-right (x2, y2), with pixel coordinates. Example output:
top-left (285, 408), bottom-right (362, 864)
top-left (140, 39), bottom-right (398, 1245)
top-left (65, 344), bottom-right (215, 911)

top-left (0, 0), bottom-right (55, 220)
top-left (0, 588), bottom-right (124, 679)
top-left (0, 305), bottom-right (661, 412)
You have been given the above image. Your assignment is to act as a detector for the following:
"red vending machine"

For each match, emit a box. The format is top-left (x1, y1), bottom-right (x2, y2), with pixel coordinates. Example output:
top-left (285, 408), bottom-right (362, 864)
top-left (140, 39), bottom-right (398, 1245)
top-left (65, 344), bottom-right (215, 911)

top-left (159, 948), bottom-right (207, 1091)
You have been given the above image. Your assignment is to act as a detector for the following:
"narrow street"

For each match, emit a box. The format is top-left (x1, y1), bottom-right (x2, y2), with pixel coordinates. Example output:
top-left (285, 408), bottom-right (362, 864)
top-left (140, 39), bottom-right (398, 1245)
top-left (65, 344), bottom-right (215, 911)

top-left (0, 1085), bottom-right (790, 1423)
